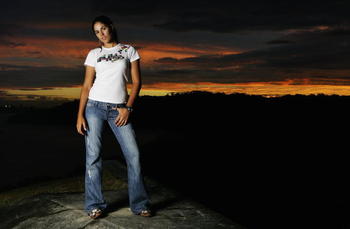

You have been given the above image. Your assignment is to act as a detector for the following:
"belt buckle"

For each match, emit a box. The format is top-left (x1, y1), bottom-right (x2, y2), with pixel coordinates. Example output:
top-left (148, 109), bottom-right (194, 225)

top-left (106, 103), bottom-right (116, 110)
top-left (111, 103), bottom-right (126, 110)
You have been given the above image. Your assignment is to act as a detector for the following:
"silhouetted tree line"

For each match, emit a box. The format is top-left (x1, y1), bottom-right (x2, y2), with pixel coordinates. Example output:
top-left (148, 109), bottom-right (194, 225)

top-left (6, 91), bottom-right (350, 160)
top-left (4, 91), bottom-right (350, 228)
top-left (6, 91), bottom-right (350, 128)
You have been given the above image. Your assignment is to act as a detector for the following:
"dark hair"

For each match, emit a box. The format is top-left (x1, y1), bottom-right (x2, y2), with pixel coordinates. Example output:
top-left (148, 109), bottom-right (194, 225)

top-left (91, 15), bottom-right (119, 51)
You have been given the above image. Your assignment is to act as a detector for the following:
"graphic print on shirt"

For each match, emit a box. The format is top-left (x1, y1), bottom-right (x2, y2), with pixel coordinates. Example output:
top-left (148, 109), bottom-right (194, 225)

top-left (97, 45), bottom-right (130, 63)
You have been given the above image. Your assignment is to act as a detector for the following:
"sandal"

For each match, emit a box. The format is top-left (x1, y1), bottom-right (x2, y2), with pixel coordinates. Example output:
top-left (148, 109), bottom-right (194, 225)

top-left (88, 208), bottom-right (103, 219)
top-left (137, 209), bottom-right (152, 217)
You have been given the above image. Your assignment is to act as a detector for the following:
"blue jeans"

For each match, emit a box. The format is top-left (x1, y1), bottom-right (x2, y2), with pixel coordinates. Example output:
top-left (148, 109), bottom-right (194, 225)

top-left (84, 98), bottom-right (151, 214)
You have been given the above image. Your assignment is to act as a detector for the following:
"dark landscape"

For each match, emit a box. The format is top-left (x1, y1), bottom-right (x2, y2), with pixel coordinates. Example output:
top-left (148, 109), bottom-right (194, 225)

top-left (1, 91), bottom-right (350, 229)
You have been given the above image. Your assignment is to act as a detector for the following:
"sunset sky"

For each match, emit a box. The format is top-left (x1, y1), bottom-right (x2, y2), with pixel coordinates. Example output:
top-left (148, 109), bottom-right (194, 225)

top-left (1, 0), bottom-right (350, 106)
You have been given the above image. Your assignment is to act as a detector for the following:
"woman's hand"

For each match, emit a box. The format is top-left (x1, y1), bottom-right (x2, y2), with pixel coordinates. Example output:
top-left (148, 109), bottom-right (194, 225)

top-left (115, 108), bottom-right (131, 126)
top-left (76, 115), bottom-right (88, 135)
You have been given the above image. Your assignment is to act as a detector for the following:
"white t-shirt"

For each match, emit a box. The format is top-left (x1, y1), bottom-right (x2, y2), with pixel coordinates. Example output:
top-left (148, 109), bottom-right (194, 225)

top-left (83, 43), bottom-right (140, 103)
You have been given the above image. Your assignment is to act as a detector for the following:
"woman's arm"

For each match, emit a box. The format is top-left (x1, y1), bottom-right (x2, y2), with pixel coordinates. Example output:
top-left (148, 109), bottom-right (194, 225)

top-left (126, 59), bottom-right (142, 107)
top-left (115, 59), bottom-right (141, 126)
top-left (76, 65), bottom-right (95, 135)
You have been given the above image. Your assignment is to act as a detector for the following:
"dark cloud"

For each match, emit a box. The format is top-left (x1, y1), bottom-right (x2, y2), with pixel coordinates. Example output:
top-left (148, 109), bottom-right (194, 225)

top-left (17, 88), bottom-right (52, 91)
top-left (0, 23), bottom-right (90, 42)
top-left (0, 65), bottom-right (83, 88)
top-left (151, 1), bottom-right (350, 33)
top-left (88, 0), bottom-right (350, 33)
top-left (267, 40), bottom-right (293, 45)
top-left (150, 25), bottom-right (350, 83)
top-left (155, 69), bottom-right (195, 75)
top-left (40, 87), bottom-right (56, 90)
top-left (27, 51), bottom-right (42, 55)
top-left (3, 1), bottom-right (349, 34)
top-left (0, 64), bottom-right (27, 71)
top-left (163, 26), bottom-right (350, 71)
top-left (259, 26), bottom-right (350, 70)
top-left (0, 37), bottom-right (26, 47)
top-left (1, 1), bottom-right (93, 22)
top-left (1, 0), bottom-right (350, 89)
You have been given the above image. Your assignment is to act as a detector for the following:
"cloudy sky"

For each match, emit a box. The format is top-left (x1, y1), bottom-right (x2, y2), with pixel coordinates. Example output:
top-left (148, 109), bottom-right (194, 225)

top-left (1, 0), bottom-right (350, 105)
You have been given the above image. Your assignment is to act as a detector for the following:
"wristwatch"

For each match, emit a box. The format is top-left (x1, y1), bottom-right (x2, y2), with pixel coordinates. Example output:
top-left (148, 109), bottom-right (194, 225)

top-left (126, 106), bottom-right (133, 112)
top-left (116, 103), bottom-right (133, 112)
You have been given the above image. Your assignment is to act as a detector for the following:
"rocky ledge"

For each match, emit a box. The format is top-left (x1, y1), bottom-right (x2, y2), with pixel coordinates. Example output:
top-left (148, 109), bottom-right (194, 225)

top-left (0, 160), bottom-right (244, 229)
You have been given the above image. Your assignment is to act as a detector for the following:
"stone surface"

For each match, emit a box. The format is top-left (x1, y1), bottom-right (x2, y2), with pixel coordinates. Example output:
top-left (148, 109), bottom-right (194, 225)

top-left (0, 160), bottom-right (244, 229)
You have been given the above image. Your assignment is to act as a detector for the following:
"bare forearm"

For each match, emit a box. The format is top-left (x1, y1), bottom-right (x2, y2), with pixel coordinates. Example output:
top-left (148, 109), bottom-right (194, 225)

top-left (78, 87), bottom-right (91, 117)
top-left (127, 82), bottom-right (141, 107)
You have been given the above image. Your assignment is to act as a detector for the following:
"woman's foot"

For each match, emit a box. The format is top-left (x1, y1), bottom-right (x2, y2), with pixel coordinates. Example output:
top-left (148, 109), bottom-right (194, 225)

top-left (88, 208), bottom-right (103, 219)
top-left (137, 209), bottom-right (152, 217)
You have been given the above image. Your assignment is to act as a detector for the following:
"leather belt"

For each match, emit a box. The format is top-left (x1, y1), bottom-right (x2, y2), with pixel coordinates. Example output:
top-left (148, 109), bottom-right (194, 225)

top-left (109, 103), bottom-right (127, 110)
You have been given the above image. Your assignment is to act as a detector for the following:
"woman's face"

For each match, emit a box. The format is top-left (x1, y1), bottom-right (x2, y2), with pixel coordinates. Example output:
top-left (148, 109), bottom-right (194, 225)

top-left (93, 22), bottom-right (112, 44)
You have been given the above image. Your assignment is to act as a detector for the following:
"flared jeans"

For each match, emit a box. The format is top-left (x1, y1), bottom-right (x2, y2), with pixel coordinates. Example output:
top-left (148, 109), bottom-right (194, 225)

top-left (84, 98), bottom-right (151, 214)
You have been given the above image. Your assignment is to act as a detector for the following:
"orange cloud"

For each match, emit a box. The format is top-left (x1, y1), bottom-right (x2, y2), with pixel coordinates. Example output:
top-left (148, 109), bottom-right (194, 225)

top-left (139, 81), bottom-right (350, 97)
top-left (0, 35), bottom-right (241, 69)
top-left (4, 81), bottom-right (350, 103)
top-left (30, 22), bottom-right (88, 29)
top-left (138, 42), bottom-right (241, 66)
top-left (0, 37), bottom-right (94, 67)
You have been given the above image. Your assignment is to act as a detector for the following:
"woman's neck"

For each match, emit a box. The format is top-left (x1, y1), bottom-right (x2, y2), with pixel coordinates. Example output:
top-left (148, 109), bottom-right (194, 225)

top-left (103, 41), bottom-right (117, 48)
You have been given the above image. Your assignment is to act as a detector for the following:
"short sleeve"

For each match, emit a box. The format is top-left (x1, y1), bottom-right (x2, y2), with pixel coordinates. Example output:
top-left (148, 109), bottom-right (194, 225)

top-left (84, 50), bottom-right (96, 67)
top-left (128, 46), bottom-right (140, 62)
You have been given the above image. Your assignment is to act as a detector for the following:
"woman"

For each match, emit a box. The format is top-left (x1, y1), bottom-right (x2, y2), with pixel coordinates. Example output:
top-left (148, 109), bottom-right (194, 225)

top-left (76, 15), bottom-right (152, 219)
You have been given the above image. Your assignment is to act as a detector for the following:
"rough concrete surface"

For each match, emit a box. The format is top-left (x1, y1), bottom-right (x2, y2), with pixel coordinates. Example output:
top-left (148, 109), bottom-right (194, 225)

top-left (0, 160), bottom-right (244, 229)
